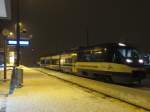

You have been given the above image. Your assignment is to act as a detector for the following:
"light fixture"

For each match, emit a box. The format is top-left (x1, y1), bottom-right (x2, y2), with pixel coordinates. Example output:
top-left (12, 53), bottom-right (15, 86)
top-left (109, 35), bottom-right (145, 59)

top-left (9, 32), bottom-right (13, 36)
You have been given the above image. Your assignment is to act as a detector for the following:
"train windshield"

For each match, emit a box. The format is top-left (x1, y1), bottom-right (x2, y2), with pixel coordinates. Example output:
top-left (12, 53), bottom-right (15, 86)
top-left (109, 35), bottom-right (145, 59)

top-left (118, 48), bottom-right (140, 59)
top-left (113, 48), bottom-right (141, 63)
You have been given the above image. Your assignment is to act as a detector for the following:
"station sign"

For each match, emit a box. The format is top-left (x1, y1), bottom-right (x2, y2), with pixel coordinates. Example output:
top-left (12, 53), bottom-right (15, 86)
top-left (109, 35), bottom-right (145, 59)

top-left (0, 0), bottom-right (11, 19)
top-left (7, 39), bottom-right (30, 47)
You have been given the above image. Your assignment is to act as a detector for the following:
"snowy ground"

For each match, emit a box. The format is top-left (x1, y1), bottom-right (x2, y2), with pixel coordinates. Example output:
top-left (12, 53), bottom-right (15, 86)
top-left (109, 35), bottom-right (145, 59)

top-left (34, 67), bottom-right (150, 110)
top-left (0, 95), bottom-right (7, 112)
top-left (0, 70), bottom-right (11, 112)
top-left (5, 66), bottom-right (149, 112)
top-left (0, 70), bottom-right (12, 94)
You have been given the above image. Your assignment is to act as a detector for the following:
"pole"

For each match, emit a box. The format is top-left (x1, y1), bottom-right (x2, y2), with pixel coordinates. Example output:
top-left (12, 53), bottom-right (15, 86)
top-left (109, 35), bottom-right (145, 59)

top-left (16, 0), bottom-right (20, 66)
top-left (80, 24), bottom-right (90, 47)
top-left (3, 36), bottom-right (7, 81)
top-left (86, 26), bottom-right (89, 47)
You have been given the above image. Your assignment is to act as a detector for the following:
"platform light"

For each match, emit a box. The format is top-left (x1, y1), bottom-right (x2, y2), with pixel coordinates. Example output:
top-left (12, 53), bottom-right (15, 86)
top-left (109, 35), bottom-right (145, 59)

top-left (126, 59), bottom-right (133, 63)
top-left (118, 43), bottom-right (126, 47)
top-left (9, 32), bottom-right (13, 36)
top-left (9, 52), bottom-right (15, 66)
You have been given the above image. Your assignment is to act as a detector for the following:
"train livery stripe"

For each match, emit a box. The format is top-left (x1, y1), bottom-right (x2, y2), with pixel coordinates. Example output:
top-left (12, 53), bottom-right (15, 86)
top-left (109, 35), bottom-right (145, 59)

top-left (73, 62), bottom-right (143, 74)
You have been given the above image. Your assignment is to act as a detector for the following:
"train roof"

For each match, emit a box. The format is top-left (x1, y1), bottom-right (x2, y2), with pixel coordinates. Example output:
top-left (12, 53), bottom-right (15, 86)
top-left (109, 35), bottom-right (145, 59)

top-left (41, 43), bottom-right (136, 58)
top-left (77, 43), bottom-right (135, 50)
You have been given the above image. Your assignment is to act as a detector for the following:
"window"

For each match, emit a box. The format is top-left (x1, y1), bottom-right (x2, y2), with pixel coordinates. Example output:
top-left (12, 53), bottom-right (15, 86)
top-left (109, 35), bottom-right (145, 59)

top-left (51, 59), bottom-right (59, 65)
top-left (45, 59), bottom-right (50, 64)
top-left (78, 48), bottom-right (113, 62)
top-left (113, 48), bottom-right (140, 63)
top-left (41, 60), bottom-right (45, 64)
top-left (118, 48), bottom-right (139, 58)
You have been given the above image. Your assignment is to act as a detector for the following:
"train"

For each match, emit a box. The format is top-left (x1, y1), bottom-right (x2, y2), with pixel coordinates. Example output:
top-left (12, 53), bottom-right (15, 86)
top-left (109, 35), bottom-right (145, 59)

top-left (39, 43), bottom-right (146, 84)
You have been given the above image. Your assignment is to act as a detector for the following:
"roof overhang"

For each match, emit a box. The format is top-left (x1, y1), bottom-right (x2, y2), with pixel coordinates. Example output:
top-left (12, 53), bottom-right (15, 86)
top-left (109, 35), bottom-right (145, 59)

top-left (0, 0), bottom-right (11, 20)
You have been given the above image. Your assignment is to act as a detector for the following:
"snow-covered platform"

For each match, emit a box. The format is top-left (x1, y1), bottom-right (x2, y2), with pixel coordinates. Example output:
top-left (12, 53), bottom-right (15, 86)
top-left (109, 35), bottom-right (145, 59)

top-left (5, 66), bottom-right (149, 112)
top-left (36, 68), bottom-right (150, 111)
top-left (0, 69), bottom-right (12, 95)
top-left (0, 70), bottom-right (12, 112)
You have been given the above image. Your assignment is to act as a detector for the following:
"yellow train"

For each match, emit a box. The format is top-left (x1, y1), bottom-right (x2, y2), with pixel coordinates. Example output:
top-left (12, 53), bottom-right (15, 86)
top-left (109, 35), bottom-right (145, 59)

top-left (39, 43), bottom-right (146, 84)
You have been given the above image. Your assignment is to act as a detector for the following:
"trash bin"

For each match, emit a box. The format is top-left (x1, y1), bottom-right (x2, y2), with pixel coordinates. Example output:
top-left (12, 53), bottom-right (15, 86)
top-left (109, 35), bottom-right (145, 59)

top-left (16, 68), bottom-right (23, 87)
top-left (9, 67), bottom-right (24, 94)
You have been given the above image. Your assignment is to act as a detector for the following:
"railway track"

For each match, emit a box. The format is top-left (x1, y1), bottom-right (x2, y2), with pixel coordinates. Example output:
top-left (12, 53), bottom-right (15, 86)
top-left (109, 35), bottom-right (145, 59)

top-left (34, 68), bottom-right (150, 112)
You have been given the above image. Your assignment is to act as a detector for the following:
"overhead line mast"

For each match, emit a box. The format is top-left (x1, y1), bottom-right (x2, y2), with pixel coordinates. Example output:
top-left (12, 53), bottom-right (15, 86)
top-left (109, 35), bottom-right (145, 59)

top-left (16, 0), bottom-right (20, 66)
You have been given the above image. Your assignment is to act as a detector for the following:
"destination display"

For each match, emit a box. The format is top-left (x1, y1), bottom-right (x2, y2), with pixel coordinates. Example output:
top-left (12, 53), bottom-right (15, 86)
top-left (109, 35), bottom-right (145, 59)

top-left (7, 40), bottom-right (30, 46)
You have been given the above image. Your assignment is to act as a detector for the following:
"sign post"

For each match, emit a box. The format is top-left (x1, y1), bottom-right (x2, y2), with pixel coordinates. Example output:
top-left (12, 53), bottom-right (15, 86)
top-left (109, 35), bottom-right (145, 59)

top-left (1, 29), bottom-right (10, 81)
top-left (3, 36), bottom-right (7, 81)
top-left (0, 0), bottom-right (11, 81)
top-left (16, 0), bottom-right (20, 66)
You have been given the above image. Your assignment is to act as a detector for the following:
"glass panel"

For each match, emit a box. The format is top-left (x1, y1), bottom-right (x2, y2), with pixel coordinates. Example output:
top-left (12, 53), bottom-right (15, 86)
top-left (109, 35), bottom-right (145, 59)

top-left (118, 48), bottom-right (139, 59)
top-left (78, 48), bottom-right (113, 62)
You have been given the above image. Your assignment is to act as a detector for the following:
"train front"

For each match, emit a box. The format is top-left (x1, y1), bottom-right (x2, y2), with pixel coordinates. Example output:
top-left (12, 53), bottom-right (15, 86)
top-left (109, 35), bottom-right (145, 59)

top-left (112, 43), bottom-right (146, 84)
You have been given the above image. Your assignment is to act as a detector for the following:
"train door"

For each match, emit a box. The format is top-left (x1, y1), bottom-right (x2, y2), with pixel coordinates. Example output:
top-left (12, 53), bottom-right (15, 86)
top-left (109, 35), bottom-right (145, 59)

top-left (71, 53), bottom-right (78, 73)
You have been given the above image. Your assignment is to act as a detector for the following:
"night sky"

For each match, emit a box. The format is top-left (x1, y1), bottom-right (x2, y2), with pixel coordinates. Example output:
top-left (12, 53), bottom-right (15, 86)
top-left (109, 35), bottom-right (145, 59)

top-left (1, 0), bottom-right (150, 65)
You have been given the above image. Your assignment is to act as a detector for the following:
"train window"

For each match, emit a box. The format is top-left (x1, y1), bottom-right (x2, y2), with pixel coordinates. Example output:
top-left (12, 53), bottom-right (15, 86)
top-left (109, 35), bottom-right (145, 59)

top-left (113, 48), bottom-right (141, 63)
top-left (61, 58), bottom-right (74, 66)
top-left (51, 59), bottom-right (59, 65)
top-left (78, 50), bottom-right (92, 62)
top-left (78, 48), bottom-right (113, 62)
top-left (113, 51), bottom-right (123, 63)
top-left (61, 53), bottom-right (77, 66)
top-left (92, 48), bottom-right (112, 62)
top-left (64, 58), bottom-right (72, 66)
top-left (45, 60), bottom-right (50, 64)
top-left (66, 58), bottom-right (72, 64)
top-left (118, 48), bottom-right (139, 58)
top-left (41, 60), bottom-right (45, 64)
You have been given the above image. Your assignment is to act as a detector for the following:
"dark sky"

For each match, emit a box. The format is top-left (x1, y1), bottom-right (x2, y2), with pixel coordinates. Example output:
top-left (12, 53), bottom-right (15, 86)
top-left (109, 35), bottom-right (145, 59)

top-left (2, 0), bottom-right (150, 65)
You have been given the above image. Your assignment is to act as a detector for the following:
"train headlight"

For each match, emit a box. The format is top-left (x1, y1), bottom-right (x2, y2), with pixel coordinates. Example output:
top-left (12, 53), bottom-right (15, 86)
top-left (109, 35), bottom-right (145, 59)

top-left (138, 59), bottom-right (144, 64)
top-left (126, 59), bottom-right (133, 63)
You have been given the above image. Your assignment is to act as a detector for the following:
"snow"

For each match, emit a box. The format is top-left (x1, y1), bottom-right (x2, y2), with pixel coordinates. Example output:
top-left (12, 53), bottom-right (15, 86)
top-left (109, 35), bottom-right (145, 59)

top-left (0, 70), bottom-right (11, 94)
top-left (0, 70), bottom-right (11, 112)
top-left (36, 67), bottom-right (150, 110)
top-left (5, 66), bottom-right (149, 112)
top-left (0, 95), bottom-right (7, 111)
